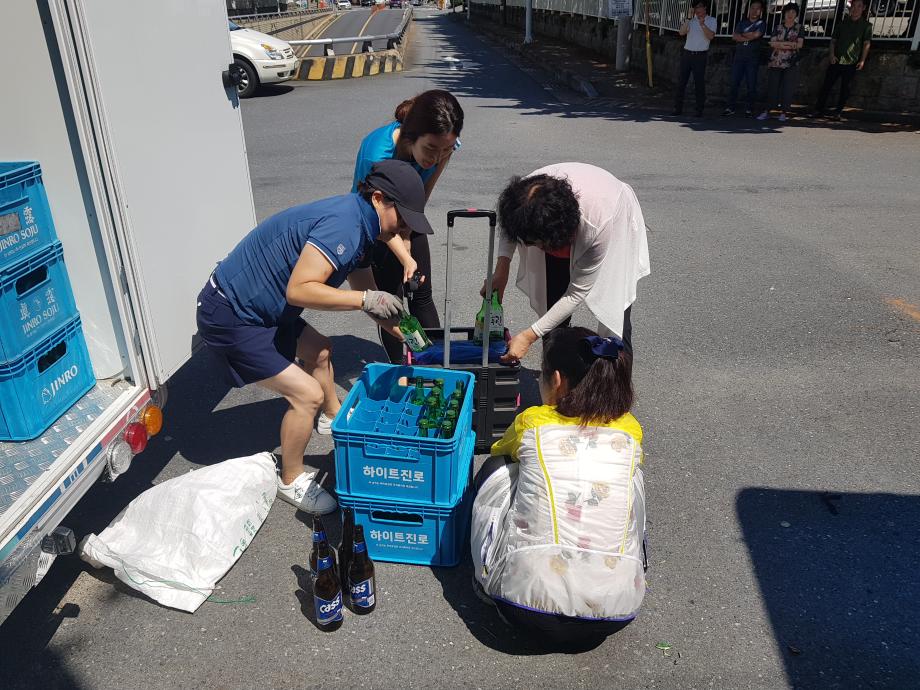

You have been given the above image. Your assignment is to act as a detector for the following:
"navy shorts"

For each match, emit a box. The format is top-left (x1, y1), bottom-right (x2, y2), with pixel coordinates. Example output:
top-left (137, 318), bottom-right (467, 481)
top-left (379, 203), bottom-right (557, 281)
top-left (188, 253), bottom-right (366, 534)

top-left (196, 278), bottom-right (306, 388)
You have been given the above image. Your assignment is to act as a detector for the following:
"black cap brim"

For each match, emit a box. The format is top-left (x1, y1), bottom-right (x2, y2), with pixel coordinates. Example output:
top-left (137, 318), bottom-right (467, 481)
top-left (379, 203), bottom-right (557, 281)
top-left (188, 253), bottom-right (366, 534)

top-left (396, 203), bottom-right (434, 236)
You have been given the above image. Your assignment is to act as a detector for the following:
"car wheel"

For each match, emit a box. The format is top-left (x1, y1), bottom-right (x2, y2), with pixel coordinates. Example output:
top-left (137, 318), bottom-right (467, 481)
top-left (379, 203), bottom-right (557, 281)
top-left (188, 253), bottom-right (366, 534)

top-left (234, 58), bottom-right (258, 99)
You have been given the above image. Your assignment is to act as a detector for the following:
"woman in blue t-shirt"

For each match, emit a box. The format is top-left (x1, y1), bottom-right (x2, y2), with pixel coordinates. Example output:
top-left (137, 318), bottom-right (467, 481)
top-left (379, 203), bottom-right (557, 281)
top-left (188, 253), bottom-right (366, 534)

top-left (352, 90), bottom-right (464, 362)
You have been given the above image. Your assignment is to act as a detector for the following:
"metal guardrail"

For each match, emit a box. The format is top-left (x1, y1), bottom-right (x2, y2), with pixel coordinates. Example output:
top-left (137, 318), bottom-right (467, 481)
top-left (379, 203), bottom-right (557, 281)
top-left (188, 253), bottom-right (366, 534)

top-left (288, 6), bottom-right (413, 55)
top-left (229, 7), bottom-right (330, 21)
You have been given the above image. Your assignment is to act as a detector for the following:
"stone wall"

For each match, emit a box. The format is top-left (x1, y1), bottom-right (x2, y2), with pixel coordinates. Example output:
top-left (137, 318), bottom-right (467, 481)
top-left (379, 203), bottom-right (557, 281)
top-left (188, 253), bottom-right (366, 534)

top-left (470, 2), bottom-right (920, 112)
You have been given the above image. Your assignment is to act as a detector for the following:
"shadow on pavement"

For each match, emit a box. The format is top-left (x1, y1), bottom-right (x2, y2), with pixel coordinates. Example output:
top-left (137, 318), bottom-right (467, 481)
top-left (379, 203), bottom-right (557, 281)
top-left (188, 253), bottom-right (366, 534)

top-left (736, 488), bottom-right (920, 688)
top-left (406, 13), bottom-right (916, 135)
top-left (252, 84), bottom-right (295, 98)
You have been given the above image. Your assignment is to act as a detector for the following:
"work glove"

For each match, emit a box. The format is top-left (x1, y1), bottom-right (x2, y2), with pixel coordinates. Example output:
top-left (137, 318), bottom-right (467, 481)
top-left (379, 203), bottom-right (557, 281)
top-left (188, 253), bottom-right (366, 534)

top-left (362, 290), bottom-right (403, 320)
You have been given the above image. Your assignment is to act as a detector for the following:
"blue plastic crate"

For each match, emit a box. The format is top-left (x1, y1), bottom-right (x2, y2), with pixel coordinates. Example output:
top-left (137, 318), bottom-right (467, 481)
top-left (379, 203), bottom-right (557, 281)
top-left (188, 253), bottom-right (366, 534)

top-left (0, 316), bottom-right (95, 441)
top-left (0, 163), bottom-right (58, 270)
top-left (338, 487), bottom-right (473, 567)
top-left (332, 364), bottom-right (476, 506)
top-left (0, 242), bottom-right (78, 362)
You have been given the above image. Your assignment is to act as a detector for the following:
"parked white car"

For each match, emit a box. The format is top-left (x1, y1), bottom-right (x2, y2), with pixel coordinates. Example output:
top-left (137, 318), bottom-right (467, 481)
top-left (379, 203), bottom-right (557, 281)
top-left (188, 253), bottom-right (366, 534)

top-left (229, 20), bottom-right (299, 98)
top-left (336, 0), bottom-right (352, 8)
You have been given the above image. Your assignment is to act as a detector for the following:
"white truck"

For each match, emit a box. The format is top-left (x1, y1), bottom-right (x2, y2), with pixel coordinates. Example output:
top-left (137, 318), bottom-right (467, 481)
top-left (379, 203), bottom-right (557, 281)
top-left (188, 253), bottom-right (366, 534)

top-left (0, 0), bottom-right (256, 623)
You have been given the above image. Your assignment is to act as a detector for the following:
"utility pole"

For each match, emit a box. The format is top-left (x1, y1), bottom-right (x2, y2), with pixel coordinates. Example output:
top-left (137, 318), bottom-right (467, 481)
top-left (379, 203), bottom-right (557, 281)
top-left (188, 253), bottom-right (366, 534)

top-left (524, 0), bottom-right (533, 44)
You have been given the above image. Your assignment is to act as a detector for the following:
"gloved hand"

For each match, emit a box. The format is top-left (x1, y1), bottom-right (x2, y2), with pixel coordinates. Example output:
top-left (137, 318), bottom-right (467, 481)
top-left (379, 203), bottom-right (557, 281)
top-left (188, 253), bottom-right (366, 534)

top-left (362, 290), bottom-right (403, 320)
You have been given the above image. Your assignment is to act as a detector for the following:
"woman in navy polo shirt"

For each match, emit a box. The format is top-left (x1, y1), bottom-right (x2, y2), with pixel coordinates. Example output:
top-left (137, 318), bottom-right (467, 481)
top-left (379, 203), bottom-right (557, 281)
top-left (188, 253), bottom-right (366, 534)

top-left (197, 161), bottom-right (434, 514)
top-left (352, 89), bottom-right (464, 363)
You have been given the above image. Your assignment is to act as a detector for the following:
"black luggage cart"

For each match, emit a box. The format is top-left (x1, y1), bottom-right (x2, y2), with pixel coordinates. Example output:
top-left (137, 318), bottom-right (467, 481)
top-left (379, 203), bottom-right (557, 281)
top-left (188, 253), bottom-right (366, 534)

top-left (407, 209), bottom-right (521, 454)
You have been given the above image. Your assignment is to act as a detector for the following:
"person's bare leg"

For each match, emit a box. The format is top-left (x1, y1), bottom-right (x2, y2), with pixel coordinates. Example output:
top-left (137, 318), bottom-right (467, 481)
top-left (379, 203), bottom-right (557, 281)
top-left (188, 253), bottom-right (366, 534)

top-left (258, 363), bottom-right (323, 485)
top-left (296, 323), bottom-right (341, 418)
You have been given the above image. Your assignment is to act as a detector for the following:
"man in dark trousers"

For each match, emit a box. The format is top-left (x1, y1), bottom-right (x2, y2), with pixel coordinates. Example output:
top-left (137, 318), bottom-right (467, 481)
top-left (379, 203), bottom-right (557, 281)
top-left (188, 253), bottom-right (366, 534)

top-left (724, 0), bottom-right (766, 116)
top-left (673, 0), bottom-right (718, 117)
top-left (811, 0), bottom-right (873, 120)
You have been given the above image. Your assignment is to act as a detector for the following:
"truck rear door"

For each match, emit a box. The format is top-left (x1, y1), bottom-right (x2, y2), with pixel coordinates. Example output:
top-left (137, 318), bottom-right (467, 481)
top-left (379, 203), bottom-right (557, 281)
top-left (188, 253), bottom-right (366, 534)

top-left (53, 0), bottom-right (257, 386)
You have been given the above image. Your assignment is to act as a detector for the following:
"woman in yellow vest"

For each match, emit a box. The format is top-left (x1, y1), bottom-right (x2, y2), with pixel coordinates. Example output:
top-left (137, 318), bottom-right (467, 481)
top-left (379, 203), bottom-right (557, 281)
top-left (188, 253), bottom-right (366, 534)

top-left (471, 326), bottom-right (647, 648)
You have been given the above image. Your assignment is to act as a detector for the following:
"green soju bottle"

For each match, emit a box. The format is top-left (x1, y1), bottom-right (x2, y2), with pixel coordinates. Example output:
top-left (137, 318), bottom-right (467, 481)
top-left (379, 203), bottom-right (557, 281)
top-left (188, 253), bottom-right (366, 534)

top-left (447, 399), bottom-right (460, 414)
top-left (411, 379), bottom-right (426, 406)
top-left (400, 311), bottom-right (432, 353)
top-left (474, 290), bottom-right (505, 343)
top-left (440, 419), bottom-right (454, 438)
top-left (418, 419), bottom-right (432, 438)
top-left (453, 381), bottom-right (464, 399)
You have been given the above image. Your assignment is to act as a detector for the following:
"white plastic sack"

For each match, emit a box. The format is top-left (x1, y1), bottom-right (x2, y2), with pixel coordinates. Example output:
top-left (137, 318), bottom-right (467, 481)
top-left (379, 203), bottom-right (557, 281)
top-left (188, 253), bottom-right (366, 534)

top-left (80, 452), bottom-right (276, 612)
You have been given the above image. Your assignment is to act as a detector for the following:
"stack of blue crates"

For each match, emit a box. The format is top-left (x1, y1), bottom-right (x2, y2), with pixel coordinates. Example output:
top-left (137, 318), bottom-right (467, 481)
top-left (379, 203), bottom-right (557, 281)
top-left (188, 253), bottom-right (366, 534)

top-left (0, 162), bottom-right (95, 441)
top-left (331, 363), bottom-right (476, 566)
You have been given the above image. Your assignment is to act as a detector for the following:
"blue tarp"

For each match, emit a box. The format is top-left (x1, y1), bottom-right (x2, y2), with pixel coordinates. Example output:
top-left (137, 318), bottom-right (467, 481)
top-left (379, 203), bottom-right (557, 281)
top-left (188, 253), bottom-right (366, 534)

top-left (412, 339), bottom-right (509, 366)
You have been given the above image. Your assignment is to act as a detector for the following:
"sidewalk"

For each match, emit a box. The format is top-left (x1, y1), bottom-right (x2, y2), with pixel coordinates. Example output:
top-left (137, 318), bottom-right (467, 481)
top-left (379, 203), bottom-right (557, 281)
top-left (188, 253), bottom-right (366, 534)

top-left (461, 13), bottom-right (920, 130)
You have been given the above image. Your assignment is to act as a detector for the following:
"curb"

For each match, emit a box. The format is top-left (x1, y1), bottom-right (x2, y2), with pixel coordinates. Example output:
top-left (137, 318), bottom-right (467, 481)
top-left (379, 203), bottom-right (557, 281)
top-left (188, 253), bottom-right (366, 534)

top-left (296, 51), bottom-right (404, 81)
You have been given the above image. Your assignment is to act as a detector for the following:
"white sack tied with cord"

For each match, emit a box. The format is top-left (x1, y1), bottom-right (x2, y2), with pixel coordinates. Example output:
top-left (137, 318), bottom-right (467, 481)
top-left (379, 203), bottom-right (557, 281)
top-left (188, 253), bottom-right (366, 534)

top-left (80, 452), bottom-right (276, 612)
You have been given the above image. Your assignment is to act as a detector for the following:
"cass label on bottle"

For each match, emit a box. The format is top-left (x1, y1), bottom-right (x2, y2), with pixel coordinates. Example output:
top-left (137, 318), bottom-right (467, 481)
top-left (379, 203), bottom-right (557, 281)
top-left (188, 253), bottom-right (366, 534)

top-left (314, 591), bottom-right (343, 624)
top-left (349, 577), bottom-right (376, 608)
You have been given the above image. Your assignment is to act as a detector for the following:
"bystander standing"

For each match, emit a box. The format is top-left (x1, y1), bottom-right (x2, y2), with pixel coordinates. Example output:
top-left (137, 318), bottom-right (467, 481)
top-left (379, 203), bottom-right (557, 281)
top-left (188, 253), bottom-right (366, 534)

top-left (811, 0), bottom-right (873, 120)
top-left (673, 0), bottom-right (718, 117)
top-left (757, 3), bottom-right (804, 122)
top-left (725, 1), bottom-right (767, 116)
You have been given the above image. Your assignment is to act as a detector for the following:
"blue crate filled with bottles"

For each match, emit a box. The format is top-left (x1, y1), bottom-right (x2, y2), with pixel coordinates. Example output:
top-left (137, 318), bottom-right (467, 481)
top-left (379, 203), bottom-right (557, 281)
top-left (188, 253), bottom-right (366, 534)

top-left (337, 487), bottom-right (473, 567)
top-left (0, 162), bottom-right (58, 270)
top-left (0, 241), bottom-right (79, 362)
top-left (0, 315), bottom-right (95, 441)
top-left (331, 363), bottom-right (476, 507)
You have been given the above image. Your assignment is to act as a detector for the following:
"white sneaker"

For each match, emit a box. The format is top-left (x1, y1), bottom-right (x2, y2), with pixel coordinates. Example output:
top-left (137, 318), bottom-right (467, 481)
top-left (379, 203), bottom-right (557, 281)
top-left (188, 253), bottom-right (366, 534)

top-left (316, 412), bottom-right (334, 435)
top-left (277, 471), bottom-right (337, 514)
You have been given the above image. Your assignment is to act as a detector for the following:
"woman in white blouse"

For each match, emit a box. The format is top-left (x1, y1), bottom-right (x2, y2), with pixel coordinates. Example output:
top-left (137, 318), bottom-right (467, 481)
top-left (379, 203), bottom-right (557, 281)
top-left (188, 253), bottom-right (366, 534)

top-left (485, 163), bottom-right (651, 362)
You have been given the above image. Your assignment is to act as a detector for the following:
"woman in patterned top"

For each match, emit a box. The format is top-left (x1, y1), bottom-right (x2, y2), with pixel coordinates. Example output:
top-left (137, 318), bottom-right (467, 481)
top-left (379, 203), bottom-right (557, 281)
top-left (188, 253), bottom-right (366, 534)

top-left (757, 3), bottom-right (805, 122)
top-left (470, 327), bottom-right (647, 649)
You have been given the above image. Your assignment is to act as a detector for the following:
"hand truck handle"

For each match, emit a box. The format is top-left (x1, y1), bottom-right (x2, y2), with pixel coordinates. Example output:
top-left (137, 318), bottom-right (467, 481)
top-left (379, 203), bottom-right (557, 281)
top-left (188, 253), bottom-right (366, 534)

top-left (443, 209), bottom-right (499, 369)
top-left (447, 209), bottom-right (497, 227)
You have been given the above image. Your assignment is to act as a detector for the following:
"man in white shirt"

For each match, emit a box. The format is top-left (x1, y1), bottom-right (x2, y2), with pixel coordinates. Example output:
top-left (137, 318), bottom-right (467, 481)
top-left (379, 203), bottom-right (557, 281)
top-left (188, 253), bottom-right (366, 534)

top-left (673, 0), bottom-right (718, 117)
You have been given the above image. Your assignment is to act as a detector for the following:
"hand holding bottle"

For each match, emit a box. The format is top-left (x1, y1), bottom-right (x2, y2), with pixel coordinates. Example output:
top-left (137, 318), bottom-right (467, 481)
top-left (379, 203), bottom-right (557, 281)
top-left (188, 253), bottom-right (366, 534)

top-left (361, 290), bottom-right (403, 319)
top-left (480, 256), bottom-right (511, 300)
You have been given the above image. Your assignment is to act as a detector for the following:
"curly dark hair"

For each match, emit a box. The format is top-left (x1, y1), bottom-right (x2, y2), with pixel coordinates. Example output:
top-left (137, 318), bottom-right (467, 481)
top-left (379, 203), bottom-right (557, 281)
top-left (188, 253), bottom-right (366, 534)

top-left (497, 174), bottom-right (580, 251)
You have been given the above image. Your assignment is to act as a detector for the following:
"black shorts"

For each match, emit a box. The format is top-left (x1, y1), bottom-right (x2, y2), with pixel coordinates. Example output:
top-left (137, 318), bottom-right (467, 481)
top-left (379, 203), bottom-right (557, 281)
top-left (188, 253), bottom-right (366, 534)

top-left (196, 278), bottom-right (306, 388)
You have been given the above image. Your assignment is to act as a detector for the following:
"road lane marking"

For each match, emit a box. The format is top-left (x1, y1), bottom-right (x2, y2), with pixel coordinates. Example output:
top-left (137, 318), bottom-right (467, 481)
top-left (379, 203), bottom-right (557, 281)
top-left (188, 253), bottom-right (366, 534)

top-left (309, 11), bottom-right (346, 57)
top-left (887, 298), bottom-right (920, 323)
top-left (351, 8), bottom-right (379, 55)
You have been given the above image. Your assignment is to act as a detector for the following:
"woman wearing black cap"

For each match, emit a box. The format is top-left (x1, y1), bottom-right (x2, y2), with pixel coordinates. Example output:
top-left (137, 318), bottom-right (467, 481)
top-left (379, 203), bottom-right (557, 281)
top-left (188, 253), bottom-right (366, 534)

top-left (196, 160), bottom-right (432, 514)
top-left (352, 89), bottom-right (464, 363)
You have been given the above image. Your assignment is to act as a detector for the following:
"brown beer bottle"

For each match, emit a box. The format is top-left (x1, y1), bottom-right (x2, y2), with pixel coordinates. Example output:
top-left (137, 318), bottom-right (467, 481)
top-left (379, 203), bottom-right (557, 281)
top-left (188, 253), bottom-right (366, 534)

top-left (309, 515), bottom-right (337, 579)
top-left (313, 544), bottom-right (344, 631)
top-left (347, 525), bottom-right (376, 614)
top-left (339, 507), bottom-right (355, 593)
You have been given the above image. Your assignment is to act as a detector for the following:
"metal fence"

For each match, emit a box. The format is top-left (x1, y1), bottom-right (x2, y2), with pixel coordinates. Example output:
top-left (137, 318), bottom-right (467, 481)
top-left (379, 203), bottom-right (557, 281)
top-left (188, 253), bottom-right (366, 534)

top-left (470, 0), bottom-right (919, 48)
top-left (633, 0), bottom-right (920, 47)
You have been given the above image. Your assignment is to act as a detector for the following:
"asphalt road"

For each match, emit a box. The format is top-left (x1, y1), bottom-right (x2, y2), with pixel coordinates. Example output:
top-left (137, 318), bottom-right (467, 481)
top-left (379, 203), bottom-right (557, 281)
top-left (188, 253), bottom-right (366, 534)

top-left (1, 7), bottom-right (919, 690)
top-left (301, 7), bottom-right (406, 57)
